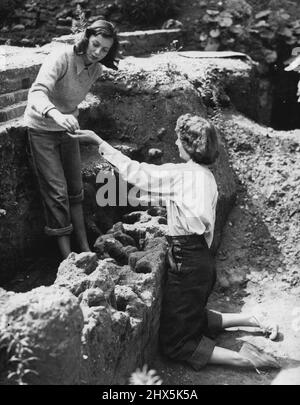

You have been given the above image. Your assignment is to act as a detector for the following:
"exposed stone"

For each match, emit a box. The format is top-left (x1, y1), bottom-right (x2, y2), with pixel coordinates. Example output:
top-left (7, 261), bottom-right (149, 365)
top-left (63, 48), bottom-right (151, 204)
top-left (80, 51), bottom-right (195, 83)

top-left (113, 230), bottom-right (137, 247)
top-left (20, 38), bottom-right (35, 47)
top-left (0, 212), bottom-right (168, 384)
top-left (103, 237), bottom-right (129, 264)
top-left (123, 211), bottom-right (168, 242)
top-left (157, 127), bottom-right (167, 140)
top-left (162, 19), bottom-right (183, 30)
top-left (148, 148), bottom-right (163, 158)
top-left (94, 230), bottom-right (138, 265)
top-left (111, 142), bottom-right (141, 158)
top-left (55, 252), bottom-right (116, 299)
top-left (79, 287), bottom-right (107, 307)
top-left (0, 286), bottom-right (84, 385)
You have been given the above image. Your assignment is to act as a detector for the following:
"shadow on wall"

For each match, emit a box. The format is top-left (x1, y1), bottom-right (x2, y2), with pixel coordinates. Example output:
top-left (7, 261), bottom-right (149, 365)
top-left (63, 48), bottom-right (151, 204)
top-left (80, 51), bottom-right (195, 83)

top-left (271, 70), bottom-right (300, 130)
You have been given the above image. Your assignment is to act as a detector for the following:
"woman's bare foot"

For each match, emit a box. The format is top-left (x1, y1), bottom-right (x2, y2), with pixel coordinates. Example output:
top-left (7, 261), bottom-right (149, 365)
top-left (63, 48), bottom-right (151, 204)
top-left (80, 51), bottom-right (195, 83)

top-left (250, 315), bottom-right (279, 340)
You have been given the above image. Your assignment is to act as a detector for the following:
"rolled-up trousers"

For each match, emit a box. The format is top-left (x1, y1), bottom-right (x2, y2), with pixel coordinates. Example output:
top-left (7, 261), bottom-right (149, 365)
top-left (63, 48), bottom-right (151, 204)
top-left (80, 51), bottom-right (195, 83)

top-left (27, 128), bottom-right (84, 236)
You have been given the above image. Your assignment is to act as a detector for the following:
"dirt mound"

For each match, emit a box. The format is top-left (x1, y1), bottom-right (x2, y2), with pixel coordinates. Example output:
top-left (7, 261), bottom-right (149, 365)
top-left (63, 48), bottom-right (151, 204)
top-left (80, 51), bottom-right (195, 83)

top-left (214, 112), bottom-right (300, 291)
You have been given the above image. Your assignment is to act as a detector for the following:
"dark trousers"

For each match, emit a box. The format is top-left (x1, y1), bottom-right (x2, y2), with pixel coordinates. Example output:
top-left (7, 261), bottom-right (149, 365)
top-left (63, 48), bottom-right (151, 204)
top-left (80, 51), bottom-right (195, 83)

top-left (27, 128), bottom-right (84, 236)
top-left (159, 234), bottom-right (222, 370)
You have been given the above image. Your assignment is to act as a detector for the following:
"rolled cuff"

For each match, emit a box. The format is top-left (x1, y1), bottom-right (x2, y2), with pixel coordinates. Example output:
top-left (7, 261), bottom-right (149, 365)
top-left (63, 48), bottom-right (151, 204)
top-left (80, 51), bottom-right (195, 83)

top-left (42, 104), bottom-right (57, 118)
top-left (69, 189), bottom-right (84, 204)
top-left (187, 336), bottom-right (216, 370)
top-left (44, 224), bottom-right (73, 236)
top-left (206, 309), bottom-right (223, 336)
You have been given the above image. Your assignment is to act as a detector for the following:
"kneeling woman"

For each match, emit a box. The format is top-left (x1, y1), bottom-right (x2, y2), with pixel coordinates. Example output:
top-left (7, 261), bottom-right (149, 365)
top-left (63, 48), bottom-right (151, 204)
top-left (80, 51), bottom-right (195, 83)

top-left (69, 114), bottom-right (279, 371)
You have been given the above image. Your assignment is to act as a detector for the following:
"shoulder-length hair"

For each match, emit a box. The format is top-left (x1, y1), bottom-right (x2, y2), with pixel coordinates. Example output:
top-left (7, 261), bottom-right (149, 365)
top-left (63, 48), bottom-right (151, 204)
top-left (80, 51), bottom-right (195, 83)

top-left (74, 19), bottom-right (119, 70)
top-left (176, 114), bottom-right (220, 165)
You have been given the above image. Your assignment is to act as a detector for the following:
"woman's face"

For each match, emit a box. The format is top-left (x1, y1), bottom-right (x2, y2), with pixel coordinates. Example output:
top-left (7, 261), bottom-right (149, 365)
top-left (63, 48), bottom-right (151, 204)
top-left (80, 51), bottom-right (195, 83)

top-left (175, 134), bottom-right (190, 161)
top-left (86, 34), bottom-right (114, 63)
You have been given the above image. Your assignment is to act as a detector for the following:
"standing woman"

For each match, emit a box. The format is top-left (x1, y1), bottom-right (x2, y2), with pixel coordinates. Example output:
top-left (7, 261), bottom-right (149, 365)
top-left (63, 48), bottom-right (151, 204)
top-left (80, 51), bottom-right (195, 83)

top-left (24, 20), bottom-right (119, 258)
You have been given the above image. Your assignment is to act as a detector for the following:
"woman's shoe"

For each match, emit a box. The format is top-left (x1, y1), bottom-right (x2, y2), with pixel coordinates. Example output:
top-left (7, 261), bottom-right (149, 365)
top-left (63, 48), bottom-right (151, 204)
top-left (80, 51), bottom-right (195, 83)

top-left (239, 342), bottom-right (281, 373)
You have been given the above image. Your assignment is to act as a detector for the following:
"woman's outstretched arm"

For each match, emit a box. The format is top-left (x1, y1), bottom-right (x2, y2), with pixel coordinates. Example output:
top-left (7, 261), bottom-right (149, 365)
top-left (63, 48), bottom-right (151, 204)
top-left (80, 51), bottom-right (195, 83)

top-left (69, 129), bottom-right (181, 200)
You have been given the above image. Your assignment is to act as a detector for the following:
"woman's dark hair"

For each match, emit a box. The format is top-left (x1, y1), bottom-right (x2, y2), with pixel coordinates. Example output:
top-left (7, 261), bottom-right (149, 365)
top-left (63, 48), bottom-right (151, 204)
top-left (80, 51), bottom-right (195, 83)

top-left (74, 19), bottom-right (119, 70)
top-left (175, 114), bottom-right (219, 165)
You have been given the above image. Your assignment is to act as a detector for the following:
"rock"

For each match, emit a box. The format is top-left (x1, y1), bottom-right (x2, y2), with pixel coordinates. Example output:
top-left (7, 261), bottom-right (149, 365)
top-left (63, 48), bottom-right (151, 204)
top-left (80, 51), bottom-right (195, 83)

top-left (148, 148), bottom-right (163, 159)
top-left (129, 251), bottom-right (149, 270)
top-left (162, 19), bottom-right (183, 30)
top-left (11, 24), bottom-right (25, 31)
top-left (123, 245), bottom-right (139, 256)
top-left (115, 285), bottom-right (146, 318)
top-left (79, 287), bottom-right (107, 307)
top-left (128, 237), bottom-right (167, 274)
top-left (55, 252), bottom-right (115, 298)
top-left (0, 221), bottom-right (168, 384)
top-left (107, 222), bottom-right (125, 234)
top-left (157, 127), bottom-right (167, 140)
top-left (147, 207), bottom-right (167, 217)
top-left (94, 234), bottom-right (115, 255)
top-left (104, 237), bottom-right (128, 264)
top-left (113, 230), bottom-right (137, 247)
top-left (124, 213), bottom-right (168, 242)
top-left (112, 143), bottom-right (140, 158)
top-left (71, 252), bottom-right (99, 275)
top-left (0, 286), bottom-right (83, 385)
top-left (94, 232), bottom-right (140, 265)
top-left (143, 237), bottom-right (168, 252)
top-left (20, 38), bottom-right (34, 46)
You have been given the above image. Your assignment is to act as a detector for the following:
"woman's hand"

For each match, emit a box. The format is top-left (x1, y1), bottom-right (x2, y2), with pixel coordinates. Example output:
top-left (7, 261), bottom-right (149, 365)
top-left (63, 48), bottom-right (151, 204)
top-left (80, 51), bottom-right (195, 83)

top-left (67, 129), bottom-right (103, 145)
top-left (47, 109), bottom-right (80, 133)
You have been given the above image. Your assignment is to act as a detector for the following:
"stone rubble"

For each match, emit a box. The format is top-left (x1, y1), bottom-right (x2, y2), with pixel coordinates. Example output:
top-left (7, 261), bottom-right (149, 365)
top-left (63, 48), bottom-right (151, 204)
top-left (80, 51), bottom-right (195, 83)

top-left (0, 213), bottom-right (168, 385)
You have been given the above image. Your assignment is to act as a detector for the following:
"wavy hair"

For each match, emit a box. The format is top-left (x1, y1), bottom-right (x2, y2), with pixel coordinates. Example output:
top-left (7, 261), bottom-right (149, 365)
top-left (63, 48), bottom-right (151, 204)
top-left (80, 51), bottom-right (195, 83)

top-left (74, 19), bottom-right (119, 70)
top-left (175, 114), bottom-right (219, 165)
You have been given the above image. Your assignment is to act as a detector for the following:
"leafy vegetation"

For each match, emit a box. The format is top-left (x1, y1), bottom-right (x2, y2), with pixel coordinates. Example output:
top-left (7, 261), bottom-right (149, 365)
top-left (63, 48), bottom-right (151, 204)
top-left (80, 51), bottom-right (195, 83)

top-left (129, 365), bottom-right (162, 385)
top-left (120, 0), bottom-right (180, 26)
top-left (0, 0), bottom-right (23, 24)
top-left (71, 4), bottom-right (87, 35)
top-left (196, 0), bottom-right (300, 70)
top-left (0, 324), bottom-right (38, 385)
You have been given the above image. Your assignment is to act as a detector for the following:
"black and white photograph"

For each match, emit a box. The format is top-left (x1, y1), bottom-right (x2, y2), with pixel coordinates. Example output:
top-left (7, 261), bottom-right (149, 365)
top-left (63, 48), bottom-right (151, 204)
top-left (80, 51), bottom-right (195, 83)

top-left (0, 0), bottom-right (299, 389)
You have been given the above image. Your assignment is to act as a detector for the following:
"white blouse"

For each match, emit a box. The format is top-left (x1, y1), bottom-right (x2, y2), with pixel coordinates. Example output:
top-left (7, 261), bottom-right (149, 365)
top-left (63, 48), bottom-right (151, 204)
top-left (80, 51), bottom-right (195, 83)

top-left (98, 142), bottom-right (218, 247)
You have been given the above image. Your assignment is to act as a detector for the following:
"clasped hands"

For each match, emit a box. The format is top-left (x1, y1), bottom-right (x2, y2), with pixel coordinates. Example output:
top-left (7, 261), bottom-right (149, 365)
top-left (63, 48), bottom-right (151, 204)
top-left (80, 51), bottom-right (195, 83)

top-left (47, 109), bottom-right (102, 145)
